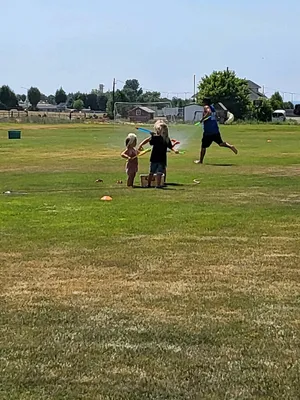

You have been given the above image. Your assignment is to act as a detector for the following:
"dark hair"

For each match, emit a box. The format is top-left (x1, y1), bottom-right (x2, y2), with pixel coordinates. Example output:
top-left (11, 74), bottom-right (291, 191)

top-left (203, 97), bottom-right (212, 105)
top-left (125, 138), bottom-right (130, 146)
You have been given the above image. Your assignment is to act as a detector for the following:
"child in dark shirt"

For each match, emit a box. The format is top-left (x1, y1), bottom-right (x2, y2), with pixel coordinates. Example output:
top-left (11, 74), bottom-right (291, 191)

top-left (138, 121), bottom-right (178, 188)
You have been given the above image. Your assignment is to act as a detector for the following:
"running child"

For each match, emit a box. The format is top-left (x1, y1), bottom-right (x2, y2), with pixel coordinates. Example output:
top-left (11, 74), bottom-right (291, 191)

top-left (121, 133), bottom-right (139, 187)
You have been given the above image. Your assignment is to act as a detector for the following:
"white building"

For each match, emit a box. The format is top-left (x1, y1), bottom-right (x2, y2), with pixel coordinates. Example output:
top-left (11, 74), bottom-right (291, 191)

top-left (184, 104), bottom-right (204, 122)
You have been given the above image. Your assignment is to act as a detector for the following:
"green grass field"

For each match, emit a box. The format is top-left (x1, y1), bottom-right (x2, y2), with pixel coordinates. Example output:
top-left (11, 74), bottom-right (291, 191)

top-left (1, 123), bottom-right (300, 399)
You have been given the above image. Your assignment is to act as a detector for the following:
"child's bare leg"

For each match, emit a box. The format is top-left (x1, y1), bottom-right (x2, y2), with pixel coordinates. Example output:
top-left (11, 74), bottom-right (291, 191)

top-left (219, 142), bottom-right (238, 154)
top-left (127, 173), bottom-right (135, 187)
top-left (147, 173), bottom-right (153, 187)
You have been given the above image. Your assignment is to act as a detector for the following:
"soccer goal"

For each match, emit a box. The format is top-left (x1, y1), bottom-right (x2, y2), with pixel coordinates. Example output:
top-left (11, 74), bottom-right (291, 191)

top-left (113, 101), bottom-right (174, 125)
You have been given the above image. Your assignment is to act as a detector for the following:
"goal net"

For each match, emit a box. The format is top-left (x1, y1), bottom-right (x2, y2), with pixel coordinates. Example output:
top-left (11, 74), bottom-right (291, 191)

top-left (114, 101), bottom-right (177, 124)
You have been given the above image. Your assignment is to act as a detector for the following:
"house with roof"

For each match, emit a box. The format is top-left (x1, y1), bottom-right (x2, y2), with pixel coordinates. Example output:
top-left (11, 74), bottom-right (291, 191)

top-left (247, 80), bottom-right (266, 102)
top-left (128, 106), bottom-right (155, 122)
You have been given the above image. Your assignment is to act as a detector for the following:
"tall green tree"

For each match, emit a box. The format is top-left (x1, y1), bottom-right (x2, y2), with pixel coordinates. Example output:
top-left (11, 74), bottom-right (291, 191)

top-left (197, 69), bottom-right (250, 119)
top-left (0, 85), bottom-right (18, 109)
top-left (97, 94), bottom-right (108, 111)
top-left (28, 87), bottom-right (41, 110)
top-left (55, 87), bottom-right (67, 104)
top-left (55, 87), bottom-right (67, 105)
top-left (270, 91), bottom-right (284, 110)
top-left (85, 93), bottom-right (98, 110)
top-left (122, 79), bottom-right (143, 102)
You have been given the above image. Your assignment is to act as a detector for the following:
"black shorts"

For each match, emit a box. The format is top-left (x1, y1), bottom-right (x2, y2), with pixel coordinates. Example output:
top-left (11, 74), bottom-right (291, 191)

top-left (202, 133), bottom-right (223, 148)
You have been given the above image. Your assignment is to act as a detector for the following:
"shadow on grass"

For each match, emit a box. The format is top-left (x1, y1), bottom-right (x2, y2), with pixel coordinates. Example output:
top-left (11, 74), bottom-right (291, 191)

top-left (206, 163), bottom-right (236, 167)
top-left (165, 182), bottom-right (185, 187)
top-left (133, 186), bottom-right (178, 190)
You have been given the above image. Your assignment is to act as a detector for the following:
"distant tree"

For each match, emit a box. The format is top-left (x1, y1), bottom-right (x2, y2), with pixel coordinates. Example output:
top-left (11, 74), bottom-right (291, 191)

top-left (171, 97), bottom-right (180, 107)
top-left (0, 102), bottom-right (7, 110)
top-left (40, 93), bottom-right (48, 102)
top-left (270, 91), bottom-right (284, 110)
top-left (283, 101), bottom-right (294, 109)
top-left (47, 95), bottom-right (56, 105)
top-left (106, 89), bottom-right (129, 117)
top-left (17, 94), bottom-right (26, 102)
top-left (123, 79), bottom-right (140, 92)
top-left (197, 69), bottom-right (250, 119)
top-left (254, 98), bottom-right (273, 122)
top-left (97, 94), bottom-right (108, 111)
top-left (55, 87), bottom-right (67, 105)
top-left (139, 91), bottom-right (161, 103)
top-left (74, 92), bottom-right (87, 105)
top-left (122, 79), bottom-right (143, 102)
top-left (28, 87), bottom-right (41, 110)
top-left (85, 93), bottom-right (99, 110)
top-left (73, 99), bottom-right (84, 111)
top-left (171, 97), bottom-right (191, 107)
top-left (0, 85), bottom-right (18, 109)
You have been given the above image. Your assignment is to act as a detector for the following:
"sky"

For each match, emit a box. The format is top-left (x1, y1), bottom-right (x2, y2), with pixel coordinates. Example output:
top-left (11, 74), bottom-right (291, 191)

top-left (1, 0), bottom-right (300, 100)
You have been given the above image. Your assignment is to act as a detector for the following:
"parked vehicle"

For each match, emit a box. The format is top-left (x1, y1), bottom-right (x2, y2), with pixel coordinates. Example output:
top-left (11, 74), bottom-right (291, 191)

top-left (272, 109), bottom-right (286, 122)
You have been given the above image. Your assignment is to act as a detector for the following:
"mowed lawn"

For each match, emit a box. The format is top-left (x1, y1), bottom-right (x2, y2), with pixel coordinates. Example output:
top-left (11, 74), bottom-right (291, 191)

top-left (0, 123), bottom-right (300, 399)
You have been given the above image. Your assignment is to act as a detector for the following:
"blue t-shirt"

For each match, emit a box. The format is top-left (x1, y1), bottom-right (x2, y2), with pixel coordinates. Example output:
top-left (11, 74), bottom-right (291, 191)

top-left (203, 105), bottom-right (219, 135)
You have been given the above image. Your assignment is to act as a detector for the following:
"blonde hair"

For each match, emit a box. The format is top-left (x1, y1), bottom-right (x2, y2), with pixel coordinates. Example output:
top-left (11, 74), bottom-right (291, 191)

top-left (154, 120), bottom-right (169, 142)
top-left (125, 133), bottom-right (137, 148)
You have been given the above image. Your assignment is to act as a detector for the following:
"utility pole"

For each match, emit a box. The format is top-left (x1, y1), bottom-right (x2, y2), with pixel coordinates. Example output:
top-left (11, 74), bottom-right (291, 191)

top-left (193, 74), bottom-right (196, 103)
top-left (112, 78), bottom-right (116, 117)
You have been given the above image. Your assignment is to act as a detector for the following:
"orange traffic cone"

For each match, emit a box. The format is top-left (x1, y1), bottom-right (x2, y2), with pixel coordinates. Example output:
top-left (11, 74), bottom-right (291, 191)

top-left (101, 196), bottom-right (112, 201)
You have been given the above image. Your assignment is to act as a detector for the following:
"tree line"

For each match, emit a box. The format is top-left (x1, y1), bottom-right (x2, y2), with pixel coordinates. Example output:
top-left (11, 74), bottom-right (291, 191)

top-left (0, 72), bottom-right (296, 121)
top-left (0, 79), bottom-right (191, 116)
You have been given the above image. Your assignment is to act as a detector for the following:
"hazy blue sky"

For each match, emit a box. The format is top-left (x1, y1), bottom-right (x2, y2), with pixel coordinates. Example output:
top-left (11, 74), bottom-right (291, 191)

top-left (1, 0), bottom-right (299, 100)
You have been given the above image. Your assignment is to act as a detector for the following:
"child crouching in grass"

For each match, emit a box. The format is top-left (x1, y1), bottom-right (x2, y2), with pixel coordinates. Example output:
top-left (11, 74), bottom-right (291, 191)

top-left (121, 133), bottom-right (139, 187)
top-left (138, 121), bottom-right (178, 188)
